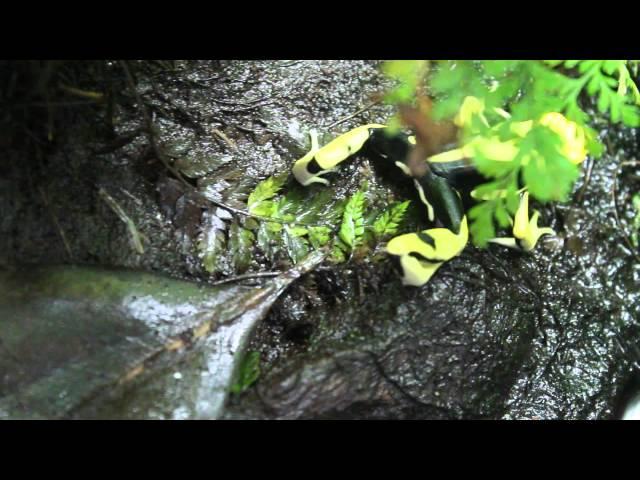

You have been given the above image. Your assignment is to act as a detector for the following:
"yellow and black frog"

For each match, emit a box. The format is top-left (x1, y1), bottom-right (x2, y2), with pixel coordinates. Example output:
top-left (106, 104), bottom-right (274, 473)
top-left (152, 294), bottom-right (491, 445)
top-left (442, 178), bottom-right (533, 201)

top-left (292, 97), bottom-right (588, 287)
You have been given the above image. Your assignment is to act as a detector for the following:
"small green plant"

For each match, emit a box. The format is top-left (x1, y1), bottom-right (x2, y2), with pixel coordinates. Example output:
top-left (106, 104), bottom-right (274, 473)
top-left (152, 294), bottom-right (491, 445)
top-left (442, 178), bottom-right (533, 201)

top-left (199, 173), bottom-right (412, 275)
top-left (338, 190), bottom-right (366, 249)
top-left (230, 351), bottom-right (261, 394)
top-left (372, 200), bottom-right (411, 239)
top-left (381, 60), bottom-right (640, 245)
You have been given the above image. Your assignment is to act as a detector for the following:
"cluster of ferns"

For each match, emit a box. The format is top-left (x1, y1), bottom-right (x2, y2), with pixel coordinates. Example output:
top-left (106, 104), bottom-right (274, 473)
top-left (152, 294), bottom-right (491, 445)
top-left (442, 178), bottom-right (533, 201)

top-left (291, 97), bottom-right (587, 286)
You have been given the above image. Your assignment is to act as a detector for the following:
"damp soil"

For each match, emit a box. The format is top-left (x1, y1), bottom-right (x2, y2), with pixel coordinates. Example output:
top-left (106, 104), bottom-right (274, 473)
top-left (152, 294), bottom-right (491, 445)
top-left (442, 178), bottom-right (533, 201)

top-left (1, 60), bottom-right (640, 419)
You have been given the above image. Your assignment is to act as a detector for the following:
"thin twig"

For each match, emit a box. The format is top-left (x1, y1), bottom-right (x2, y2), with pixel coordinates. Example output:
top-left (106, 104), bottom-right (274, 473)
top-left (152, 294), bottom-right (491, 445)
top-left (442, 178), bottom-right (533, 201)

top-left (99, 187), bottom-right (145, 255)
top-left (2, 100), bottom-right (101, 108)
top-left (576, 156), bottom-right (595, 204)
top-left (58, 84), bottom-right (105, 101)
top-left (218, 102), bottom-right (275, 114)
top-left (323, 100), bottom-right (382, 130)
top-left (209, 271), bottom-right (280, 286)
top-left (38, 187), bottom-right (73, 260)
top-left (212, 128), bottom-right (239, 152)
top-left (278, 61), bottom-right (303, 68)
top-left (206, 199), bottom-right (331, 228)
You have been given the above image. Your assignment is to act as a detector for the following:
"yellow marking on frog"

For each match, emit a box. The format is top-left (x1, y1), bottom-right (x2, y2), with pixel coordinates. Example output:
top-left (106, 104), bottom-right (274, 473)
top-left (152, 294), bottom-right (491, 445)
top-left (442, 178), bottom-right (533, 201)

top-left (488, 192), bottom-right (555, 251)
top-left (292, 124), bottom-right (386, 186)
top-left (394, 161), bottom-right (412, 176)
top-left (386, 217), bottom-right (468, 286)
top-left (413, 179), bottom-right (435, 222)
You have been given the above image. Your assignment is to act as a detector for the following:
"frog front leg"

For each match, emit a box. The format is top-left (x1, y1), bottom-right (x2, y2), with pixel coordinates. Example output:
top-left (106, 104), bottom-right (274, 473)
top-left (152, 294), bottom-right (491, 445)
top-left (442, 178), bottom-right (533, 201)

top-left (292, 129), bottom-right (329, 186)
top-left (488, 191), bottom-right (555, 251)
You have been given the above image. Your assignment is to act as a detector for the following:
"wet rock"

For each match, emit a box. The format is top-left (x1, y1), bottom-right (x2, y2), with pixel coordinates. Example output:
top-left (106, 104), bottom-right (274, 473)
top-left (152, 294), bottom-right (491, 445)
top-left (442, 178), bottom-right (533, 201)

top-left (0, 251), bottom-right (324, 419)
top-left (3, 60), bottom-right (640, 419)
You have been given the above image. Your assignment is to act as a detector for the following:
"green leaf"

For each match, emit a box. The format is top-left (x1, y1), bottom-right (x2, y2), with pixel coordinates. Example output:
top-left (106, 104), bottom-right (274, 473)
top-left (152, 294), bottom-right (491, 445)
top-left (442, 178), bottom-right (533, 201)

top-left (468, 202), bottom-right (496, 247)
top-left (229, 222), bottom-right (255, 273)
top-left (284, 226), bottom-right (310, 264)
top-left (308, 226), bottom-right (331, 249)
top-left (230, 351), bottom-right (261, 394)
top-left (338, 190), bottom-right (366, 250)
top-left (247, 174), bottom-right (287, 214)
top-left (621, 105), bottom-right (640, 127)
top-left (597, 89), bottom-right (611, 113)
top-left (198, 210), bottom-right (228, 275)
top-left (250, 200), bottom-right (277, 217)
top-left (329, 238), bottom-right (348, 263)
top-left (257, 221), bottom-right (281, 262)
top-left (382, 60), bottom-right (427, 104)
top-left (372, 200), bottom-right (411, 239)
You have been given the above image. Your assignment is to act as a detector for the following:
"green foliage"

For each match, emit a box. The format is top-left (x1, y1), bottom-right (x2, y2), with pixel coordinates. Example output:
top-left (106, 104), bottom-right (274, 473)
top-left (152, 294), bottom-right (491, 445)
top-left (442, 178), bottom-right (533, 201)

top-left (383, 60), bottom-right (428, 104)
top-left (381, 59), bottom-right (640, 246)
top-left (198, 210), bottom-right (229, 275)
top-left (372, 200), bottom-right (411, 239)
top-left (228, 222), bottom-right (255, 273)
top-left (230, 351), bottom-right (261, 394)
top-left (247, 174), bottom-right (287, 216)
top-left (338, 190), bottom-right (366, 249)
top-left (308, 226), bottom-right (331, 249)
top-left (227, 175), bottom-right (399, 272)
top-left (248, 183), bottom-right (340, 265)
top-left (468, 201), bottom-right (497, 247)
top-left (430, 60), bottom-right (640, 128)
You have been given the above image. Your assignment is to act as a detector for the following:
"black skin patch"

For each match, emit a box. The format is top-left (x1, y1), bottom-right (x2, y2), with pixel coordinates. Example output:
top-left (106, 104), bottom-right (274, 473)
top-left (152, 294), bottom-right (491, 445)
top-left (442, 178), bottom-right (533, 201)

top-left (366, 128), bottom-right (465, 233)
top-left (408, 251), bottom-right (445, 264)
top-left (417, 232), bottom-right (436, 248)
top-left (307, 158), bottom-right (322, 174)
top-left (414, 174), bottom-right (464, 233)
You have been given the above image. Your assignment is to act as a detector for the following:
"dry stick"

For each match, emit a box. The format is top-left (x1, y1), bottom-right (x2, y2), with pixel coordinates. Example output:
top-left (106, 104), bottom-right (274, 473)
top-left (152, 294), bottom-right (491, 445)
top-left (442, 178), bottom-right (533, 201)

top-left (4, 100), bottom-right (101, 108)
top-left (38, 187), bottom-right (73, 260)
top-left (576, 156), bottom-right (595, 204)
top-left (323, 100), bottom-right (382, 130)
top-left (209, 271), bottom-right (280, 286)
top-left (612, 161), bottom-right (640, 263)
top-left (59, 84), bottom-right (105, 101)
top-left (212, 128), bottom-right (239, 152)
top-left (278, 61), bottom-right (302, 68)
top-left (99, 188), bottom-right (145, 255)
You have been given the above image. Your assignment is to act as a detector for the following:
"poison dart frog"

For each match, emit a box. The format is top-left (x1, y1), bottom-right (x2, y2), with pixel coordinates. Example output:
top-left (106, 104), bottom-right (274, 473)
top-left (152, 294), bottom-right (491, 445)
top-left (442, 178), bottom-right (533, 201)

top-left (291, 97), bottom-right (588, 287)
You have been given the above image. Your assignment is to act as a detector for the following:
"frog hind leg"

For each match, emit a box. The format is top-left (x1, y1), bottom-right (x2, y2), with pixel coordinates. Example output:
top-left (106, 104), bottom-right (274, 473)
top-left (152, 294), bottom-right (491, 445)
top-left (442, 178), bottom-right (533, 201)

top-left (488, 191), bottom-right (555, 251)
top-left (386, 217), bottom-right (468, 287)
